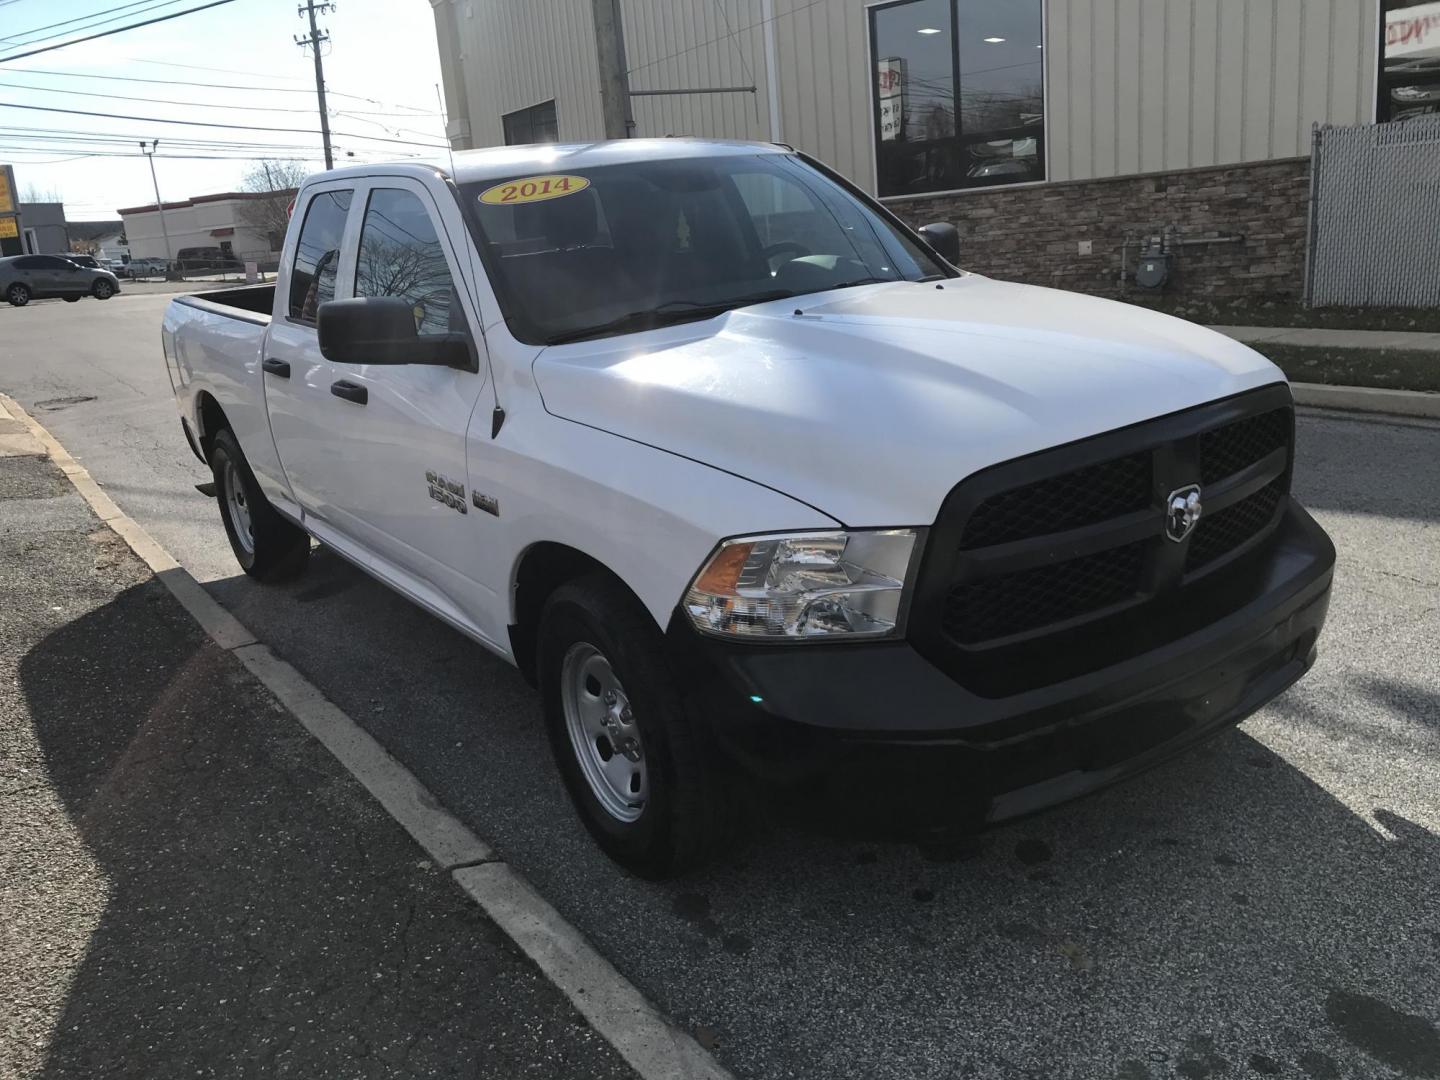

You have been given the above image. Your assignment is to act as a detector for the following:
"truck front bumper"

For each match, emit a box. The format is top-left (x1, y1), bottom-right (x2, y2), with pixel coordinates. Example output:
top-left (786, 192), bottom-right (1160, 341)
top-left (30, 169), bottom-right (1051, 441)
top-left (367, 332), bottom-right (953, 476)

top-left (666, 498), bottom-right (1334, 826)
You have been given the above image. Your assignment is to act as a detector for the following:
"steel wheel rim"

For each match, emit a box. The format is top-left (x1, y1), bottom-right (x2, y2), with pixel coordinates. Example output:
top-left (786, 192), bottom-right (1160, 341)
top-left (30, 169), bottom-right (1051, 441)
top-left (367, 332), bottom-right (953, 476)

top-left (222, 458), bottom-right (255, 556)
top-left (560, 642), bottom-right (648, 823)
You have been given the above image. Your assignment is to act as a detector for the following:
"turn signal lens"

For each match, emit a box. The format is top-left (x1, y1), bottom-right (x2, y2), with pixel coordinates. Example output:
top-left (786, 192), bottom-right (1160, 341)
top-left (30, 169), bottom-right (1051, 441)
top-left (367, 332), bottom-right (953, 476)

top-left (683, 530), bottom-right (921, 640)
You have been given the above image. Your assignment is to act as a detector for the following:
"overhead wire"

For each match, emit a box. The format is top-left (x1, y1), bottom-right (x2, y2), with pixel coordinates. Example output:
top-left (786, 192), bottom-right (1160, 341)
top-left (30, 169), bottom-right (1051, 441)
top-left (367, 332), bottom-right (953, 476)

top-left (2, 0), bottom-right (190, 50)
top-left (0, 101), bottom-right (449, 148)
top-left (3, 65), bottom-right (440, 113)
top-left (0, 78), bottom-right (333, 113)
top-left (0, 0), bottom-right (239, 64)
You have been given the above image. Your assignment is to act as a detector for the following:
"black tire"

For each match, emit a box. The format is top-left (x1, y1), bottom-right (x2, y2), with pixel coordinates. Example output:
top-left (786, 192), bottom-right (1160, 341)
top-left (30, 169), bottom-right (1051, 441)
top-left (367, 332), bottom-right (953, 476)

top-left (6, 283), bottom-right (30, 307)
top-left (209, 427), bottom-right (310, 581)
top-left (538, 574), bottom-right (732, 877)
top-left (91, 279), bottom-right (114, 300)
top-left (63, 296), bottom-right (80, 303)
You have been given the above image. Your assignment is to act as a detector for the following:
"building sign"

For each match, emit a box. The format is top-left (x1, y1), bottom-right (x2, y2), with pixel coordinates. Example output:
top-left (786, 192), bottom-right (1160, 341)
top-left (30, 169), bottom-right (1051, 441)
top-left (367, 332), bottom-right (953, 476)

top-left (877, 57), bottom-right (906, 141)
top-left (0, 217), bottom-right (16, 240)
top-left (0, 166), bottom-right (14, 214)
top-left (1387, 1), bottom-right (1440, 58)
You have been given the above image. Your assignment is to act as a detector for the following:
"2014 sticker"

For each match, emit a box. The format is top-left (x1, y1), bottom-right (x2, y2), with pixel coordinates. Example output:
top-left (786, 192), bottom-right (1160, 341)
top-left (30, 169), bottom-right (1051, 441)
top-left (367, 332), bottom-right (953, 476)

top-left (478, 174), bottom-right (590, 206)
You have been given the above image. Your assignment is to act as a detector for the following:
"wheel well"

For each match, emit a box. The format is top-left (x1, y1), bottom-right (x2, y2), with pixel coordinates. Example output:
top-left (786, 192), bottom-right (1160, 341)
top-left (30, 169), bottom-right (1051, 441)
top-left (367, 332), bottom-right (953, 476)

top-left (509, 542), bottom-right (635, 686)
top-left (195, 392), bottom-right (228, 455)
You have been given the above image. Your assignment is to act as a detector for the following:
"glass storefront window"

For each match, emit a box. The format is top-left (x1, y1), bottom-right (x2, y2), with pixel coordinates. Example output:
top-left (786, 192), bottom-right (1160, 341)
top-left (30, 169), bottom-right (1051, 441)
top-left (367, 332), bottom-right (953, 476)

top-left (1380, 1), bottom-right (1440, 122)
top-left (870, 0), bottom-right (1045, 198)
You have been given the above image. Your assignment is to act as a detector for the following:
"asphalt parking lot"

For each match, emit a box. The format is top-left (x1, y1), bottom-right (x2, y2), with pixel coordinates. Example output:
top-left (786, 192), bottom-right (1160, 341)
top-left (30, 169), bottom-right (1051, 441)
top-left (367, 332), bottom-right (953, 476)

top-left (2, 293), bottom-right (1438, 1080)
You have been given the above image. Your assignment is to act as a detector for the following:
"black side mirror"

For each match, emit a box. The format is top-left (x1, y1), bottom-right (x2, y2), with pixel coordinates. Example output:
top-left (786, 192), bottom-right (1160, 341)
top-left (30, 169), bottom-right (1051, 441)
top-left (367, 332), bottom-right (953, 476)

top-left (318, 296), bottom-right (470, 368)
top-left (918, 222), bottom-right (960, 265)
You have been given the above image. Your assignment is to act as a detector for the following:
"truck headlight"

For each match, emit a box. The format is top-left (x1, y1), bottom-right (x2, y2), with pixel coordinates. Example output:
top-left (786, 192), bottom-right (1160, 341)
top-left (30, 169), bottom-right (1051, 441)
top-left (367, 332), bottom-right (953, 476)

top-left (683, 530), bottom-right (921, 640)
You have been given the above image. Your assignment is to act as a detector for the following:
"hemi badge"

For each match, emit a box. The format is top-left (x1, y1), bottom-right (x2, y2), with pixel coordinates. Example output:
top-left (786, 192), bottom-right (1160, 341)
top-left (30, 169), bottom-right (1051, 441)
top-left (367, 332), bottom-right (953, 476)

top-left (472, 491), bottom-right (499, 517)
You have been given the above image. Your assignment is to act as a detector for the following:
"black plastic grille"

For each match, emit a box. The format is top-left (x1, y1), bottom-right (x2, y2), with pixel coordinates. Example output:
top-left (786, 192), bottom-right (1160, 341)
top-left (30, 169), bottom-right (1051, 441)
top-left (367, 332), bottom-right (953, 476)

top-left (960, 453), bottom-right (1151, 549)
top-left (923, 392), bottom-right (1295, 659)
top-left (943, 542), bottom-right (1146, 645)
top-left (1186, 477), bottom-right (1286, 572)
top-left (1199, 408), bottom-right (1290, 485)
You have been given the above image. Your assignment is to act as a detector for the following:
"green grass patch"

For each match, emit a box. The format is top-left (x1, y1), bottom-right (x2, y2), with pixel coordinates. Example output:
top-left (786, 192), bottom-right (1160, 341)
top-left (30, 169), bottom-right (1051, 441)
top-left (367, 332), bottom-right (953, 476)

top-left (1252, 344), bottom-right (1440, 393)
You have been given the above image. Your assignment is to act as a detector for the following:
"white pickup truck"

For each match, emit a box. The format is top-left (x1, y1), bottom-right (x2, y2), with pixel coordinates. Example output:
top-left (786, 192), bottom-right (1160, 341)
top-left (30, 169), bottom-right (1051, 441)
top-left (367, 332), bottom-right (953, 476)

top-left (164, 139), bottom-right (1334, 876)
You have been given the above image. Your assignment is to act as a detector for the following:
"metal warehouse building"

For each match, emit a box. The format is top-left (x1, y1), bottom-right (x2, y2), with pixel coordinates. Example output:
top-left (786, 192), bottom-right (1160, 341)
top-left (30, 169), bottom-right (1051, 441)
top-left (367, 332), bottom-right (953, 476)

top-left (430, 1), bottom-right (1436, 305)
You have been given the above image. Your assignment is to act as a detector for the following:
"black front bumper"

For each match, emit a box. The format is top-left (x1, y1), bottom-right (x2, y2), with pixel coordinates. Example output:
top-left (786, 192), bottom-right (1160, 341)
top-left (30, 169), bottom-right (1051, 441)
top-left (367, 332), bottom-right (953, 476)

top-left (666, 498), bottom-right (1334, 826)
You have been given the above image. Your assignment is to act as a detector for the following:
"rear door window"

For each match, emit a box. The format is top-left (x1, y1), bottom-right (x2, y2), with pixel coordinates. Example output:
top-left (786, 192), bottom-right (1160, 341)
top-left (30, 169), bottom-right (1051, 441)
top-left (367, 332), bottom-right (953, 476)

top-left (288, 189), bottom-right (353, 323)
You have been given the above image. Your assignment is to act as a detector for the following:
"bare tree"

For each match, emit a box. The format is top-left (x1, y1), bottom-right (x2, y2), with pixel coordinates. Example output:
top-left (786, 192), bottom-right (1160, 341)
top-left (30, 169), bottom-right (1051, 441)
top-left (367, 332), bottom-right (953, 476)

top-left (20, 183), bottom-right (63, 203)
top-left (237, 160), bottom-right (309, 251)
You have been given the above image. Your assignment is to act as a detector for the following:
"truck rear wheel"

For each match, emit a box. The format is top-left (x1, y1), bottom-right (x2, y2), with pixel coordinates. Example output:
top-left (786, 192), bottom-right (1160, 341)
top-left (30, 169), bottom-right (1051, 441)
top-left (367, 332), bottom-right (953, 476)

top-left (209, 427), bottom-right (310, 581)
top-left (538, 574), bottom-right (732, 877)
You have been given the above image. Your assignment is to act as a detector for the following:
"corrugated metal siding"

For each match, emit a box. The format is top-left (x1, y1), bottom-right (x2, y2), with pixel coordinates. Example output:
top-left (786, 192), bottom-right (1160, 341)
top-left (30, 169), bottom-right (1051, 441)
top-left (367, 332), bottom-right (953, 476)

top-left (621, 0), bottom-right (770, 140)
top-left (1049, 0), bottom-right (1379, 182)
top-left (442, 0), bottom-right (606, 148)
top-left (436, 0), bottom-right (1378, 191)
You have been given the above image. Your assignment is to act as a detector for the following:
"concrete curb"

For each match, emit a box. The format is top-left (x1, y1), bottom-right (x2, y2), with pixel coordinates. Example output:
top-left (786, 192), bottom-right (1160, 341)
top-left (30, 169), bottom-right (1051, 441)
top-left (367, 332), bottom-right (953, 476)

top-left (0, 391), bottom-right (737, 1080)
top-left (1290, 382), bottom-right (1440, 420)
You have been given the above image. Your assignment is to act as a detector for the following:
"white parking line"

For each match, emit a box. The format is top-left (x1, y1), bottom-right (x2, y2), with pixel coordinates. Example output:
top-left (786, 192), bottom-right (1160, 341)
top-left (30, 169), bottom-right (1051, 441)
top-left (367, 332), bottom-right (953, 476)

top-left (1, 392), bottom-right (736, 1080)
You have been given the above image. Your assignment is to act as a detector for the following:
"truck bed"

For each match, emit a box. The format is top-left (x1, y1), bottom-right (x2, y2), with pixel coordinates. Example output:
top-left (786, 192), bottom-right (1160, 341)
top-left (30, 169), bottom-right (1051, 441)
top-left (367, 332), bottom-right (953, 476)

top-left (175, 284), bottom-right (275, 323)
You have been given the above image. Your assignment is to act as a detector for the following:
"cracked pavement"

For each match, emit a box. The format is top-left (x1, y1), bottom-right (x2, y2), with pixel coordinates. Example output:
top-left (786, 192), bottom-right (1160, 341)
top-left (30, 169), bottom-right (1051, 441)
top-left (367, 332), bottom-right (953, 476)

top-left (0, 449), bottom-right (635, 1079)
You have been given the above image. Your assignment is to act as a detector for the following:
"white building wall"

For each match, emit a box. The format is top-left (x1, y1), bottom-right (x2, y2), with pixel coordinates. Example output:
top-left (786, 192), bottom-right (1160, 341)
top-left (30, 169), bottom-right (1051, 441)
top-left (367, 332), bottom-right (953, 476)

top-left (433, 0), bottom-right (1381, 193)
top-left (120, 199), bottom-right (276, 260)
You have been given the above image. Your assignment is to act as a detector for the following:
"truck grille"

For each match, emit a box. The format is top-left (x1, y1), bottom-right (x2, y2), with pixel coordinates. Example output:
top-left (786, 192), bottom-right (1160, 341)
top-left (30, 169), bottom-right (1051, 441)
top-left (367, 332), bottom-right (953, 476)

top-left (910, 388), bottom-right (1295, 689)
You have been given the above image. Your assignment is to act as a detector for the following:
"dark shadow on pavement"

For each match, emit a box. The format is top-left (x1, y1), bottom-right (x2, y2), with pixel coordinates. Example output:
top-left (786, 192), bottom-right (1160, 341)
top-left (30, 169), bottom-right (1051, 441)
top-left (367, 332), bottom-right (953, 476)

top-left (15, 577), bottom-right (632, 1079)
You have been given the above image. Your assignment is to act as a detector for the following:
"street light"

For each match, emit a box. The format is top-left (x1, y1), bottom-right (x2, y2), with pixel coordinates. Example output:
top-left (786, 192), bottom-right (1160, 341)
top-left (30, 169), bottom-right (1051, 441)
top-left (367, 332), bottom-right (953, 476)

top-left (140, 139), bottom-right (176, 278)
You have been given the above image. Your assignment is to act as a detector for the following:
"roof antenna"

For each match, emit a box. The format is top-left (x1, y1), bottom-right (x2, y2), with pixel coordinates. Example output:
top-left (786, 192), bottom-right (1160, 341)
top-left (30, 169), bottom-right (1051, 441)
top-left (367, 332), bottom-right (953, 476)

top-left (436, 83), bottom-right (506, 439)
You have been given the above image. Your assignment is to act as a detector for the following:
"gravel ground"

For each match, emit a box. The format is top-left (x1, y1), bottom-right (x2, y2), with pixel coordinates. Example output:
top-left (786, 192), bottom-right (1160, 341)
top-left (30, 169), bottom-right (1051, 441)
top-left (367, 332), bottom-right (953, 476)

top-left (0, 448), bottom-right (636, 1080)
top-left (2, 295), bottom-right (1438, 1080)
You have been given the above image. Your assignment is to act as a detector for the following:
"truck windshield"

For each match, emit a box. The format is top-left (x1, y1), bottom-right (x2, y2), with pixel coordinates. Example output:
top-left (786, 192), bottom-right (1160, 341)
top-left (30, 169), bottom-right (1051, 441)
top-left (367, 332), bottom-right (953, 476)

top-left (460, 153), bottom-right (950, 345)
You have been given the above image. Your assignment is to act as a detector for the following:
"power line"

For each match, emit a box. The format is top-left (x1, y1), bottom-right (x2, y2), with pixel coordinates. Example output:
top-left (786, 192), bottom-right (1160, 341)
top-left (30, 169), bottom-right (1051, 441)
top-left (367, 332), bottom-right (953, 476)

top-left (0, 101), bottom-right (449, 147)
top-left (0, 0), bottom-right (239, 65)
top-left (4, 65), bottom-right (441, 113)
top-left (2, 0), bottom-right (189, 50)
top-left (0, 78), bottom-right (328, 113)
top-left (121, 54), bottom-right (310, 80)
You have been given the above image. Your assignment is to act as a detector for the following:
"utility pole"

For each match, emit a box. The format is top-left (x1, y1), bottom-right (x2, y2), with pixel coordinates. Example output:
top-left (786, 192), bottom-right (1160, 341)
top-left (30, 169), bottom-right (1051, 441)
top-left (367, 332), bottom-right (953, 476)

top-left (140, 140), bottom-right (175, 276)
top-left (591, 0), bottom-right (635, 139)
top-left (296, 1), bottom-right (335, 169)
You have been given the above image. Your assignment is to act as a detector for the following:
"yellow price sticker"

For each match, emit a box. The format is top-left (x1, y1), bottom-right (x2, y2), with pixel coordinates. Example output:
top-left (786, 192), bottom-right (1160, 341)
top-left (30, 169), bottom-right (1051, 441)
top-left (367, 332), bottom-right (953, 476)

top-left (478, 174), bottom-right (589, 206)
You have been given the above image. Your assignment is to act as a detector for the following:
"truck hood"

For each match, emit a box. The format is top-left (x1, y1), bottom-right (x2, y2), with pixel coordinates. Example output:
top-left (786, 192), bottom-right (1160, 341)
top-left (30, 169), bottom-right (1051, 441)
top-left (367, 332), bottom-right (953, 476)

top-left (531, 276), bottom-right (1286, 526)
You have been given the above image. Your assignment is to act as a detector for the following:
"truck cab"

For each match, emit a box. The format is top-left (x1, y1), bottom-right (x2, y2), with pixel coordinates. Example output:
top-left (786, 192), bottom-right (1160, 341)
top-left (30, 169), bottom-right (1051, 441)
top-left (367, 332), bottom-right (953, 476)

top-left (163, 139), bottom-right (1334, 876)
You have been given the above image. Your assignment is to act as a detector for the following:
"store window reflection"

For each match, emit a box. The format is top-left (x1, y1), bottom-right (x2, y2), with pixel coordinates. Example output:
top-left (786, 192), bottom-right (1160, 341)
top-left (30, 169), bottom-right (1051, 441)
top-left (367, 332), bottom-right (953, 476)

top-left (870, 0), bottom-right (1045, 197)
top-left (1380, 1), bottom-right (1440, 121)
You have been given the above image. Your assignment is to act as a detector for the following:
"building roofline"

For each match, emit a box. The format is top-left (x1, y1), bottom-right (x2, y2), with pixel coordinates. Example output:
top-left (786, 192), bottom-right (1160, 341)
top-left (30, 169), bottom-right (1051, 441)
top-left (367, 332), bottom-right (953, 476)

top-left (117, 188), bottom-right (299, 216)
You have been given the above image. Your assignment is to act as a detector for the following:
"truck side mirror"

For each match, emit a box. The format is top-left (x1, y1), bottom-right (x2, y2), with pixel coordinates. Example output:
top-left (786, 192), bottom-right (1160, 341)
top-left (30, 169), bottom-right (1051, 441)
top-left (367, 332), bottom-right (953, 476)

top-left (317, 296), bottom-right (470, 368)
top-left (917, 222), bottom-right (960, 265)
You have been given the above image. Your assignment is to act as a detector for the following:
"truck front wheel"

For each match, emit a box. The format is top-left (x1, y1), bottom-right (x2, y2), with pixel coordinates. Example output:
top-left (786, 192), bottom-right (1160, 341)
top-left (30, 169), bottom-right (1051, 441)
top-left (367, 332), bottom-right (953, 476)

top-left (538, 574), bottom-right (732, 877)
top-left (210, 427), bottom-right (310, 581)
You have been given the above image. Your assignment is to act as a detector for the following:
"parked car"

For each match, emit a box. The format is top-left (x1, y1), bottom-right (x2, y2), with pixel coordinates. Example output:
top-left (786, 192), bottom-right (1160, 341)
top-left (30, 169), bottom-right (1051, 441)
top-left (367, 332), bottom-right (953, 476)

top-left (2, 254), bottom-right (120, 306)
top-left (61, 253), bottom-right (102, 269)
top-left (175, 246), bottom-right (243, 274)
top-left (163, 140), bottom-right (1335, 876)
top-left (122, 257), bottom-right (170, 279)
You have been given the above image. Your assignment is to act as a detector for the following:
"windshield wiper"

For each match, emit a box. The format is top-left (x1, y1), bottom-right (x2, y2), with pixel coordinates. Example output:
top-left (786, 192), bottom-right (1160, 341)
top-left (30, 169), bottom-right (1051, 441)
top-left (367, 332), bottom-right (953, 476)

top-left (545, 289), bottom-right (795, 345)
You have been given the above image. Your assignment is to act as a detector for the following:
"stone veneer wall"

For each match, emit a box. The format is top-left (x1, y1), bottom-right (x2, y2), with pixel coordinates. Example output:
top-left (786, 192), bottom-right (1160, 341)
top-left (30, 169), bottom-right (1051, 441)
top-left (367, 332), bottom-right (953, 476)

top-left (887, 157), bottom-right (1312, 304)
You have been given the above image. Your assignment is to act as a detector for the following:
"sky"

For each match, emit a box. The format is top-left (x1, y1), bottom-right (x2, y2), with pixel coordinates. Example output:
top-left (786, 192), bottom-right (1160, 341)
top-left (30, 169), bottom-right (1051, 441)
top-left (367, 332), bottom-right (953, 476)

top-left (0, 0), bottom-right (448, 221)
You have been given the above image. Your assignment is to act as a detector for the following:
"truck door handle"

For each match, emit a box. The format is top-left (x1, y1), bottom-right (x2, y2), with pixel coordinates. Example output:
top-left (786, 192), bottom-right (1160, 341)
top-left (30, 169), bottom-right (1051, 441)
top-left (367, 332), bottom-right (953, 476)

top-left (262, 358), bottom-right (290, 378)
top-left (330, 379), bottom-right (367, 405)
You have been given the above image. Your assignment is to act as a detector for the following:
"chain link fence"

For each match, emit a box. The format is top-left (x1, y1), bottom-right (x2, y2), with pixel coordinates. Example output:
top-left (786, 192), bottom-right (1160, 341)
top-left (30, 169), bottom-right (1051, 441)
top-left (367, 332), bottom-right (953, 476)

top-left (1305, 116), bottom-right (1440, 308)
